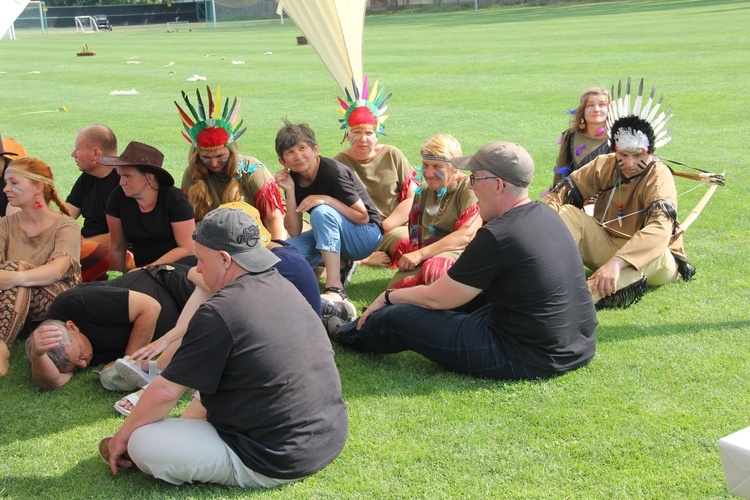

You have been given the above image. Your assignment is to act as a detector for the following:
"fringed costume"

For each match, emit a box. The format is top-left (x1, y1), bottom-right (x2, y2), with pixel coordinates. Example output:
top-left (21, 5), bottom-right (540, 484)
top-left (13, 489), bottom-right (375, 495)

top-left (389, 174), bottom-right (479, 289)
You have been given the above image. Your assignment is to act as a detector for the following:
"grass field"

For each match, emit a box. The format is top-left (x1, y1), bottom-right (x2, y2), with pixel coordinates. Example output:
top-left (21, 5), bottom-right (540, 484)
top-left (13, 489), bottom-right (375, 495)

top-left (1, 0), bottom-right (749, 497)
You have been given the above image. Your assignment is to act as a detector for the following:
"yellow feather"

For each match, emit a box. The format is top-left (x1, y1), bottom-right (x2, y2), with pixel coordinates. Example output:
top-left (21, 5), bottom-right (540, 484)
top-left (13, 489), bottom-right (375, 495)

top-left (368, 81), bottom-right (379, 103)
top-left (337, 108), bottom-right (346, 115)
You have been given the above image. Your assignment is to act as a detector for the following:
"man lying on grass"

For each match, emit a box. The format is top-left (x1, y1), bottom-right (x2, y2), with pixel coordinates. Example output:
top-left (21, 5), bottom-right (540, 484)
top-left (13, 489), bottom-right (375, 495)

top-left (26, 263), bottom-right (195, 390)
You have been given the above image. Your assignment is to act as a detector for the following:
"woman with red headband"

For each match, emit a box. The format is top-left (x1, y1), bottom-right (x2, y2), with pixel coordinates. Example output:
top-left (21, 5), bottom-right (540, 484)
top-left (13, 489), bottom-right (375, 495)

top-left (176, 86), bottom-right (286, 239)
top-left (332, 78), bottom-right (416, 269)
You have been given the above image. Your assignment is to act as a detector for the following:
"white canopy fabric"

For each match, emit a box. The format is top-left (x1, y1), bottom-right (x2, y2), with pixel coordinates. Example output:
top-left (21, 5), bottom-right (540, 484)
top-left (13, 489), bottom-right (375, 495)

top-left (276, 0), bottom-right (366, 93)
top-left (1, 0), bottom-right (32, 40)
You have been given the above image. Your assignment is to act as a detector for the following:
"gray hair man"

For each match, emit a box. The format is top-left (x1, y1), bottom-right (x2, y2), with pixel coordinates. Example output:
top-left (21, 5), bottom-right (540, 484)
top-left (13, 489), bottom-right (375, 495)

top-left (103, 207), bottom-right (347, 488)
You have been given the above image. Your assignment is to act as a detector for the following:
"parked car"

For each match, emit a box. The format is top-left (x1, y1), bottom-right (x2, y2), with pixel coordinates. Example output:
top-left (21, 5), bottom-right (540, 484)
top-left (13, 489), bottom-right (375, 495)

top-left (94, 15), bottom-right (112, 31)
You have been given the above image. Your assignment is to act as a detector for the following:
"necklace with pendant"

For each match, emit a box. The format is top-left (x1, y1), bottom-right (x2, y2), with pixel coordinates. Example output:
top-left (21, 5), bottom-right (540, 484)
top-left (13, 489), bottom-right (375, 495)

top-left (425, 190), bottom-right (452, 216)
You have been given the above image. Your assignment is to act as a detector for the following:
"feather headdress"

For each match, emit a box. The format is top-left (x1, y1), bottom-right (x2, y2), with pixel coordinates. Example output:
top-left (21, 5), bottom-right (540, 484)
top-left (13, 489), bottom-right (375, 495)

top-left (175, 86), bottom-right (247, 151)
top-left (607, 78), bottom-right (673, 151)
top-left (337, 76), bottom-right (391, 137)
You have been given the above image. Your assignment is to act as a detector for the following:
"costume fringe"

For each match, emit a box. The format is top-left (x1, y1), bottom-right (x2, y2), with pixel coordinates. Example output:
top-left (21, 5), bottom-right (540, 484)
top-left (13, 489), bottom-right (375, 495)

top-left (390, 256), bottom-right (457, 289)
top-left (454, 205), bottom-right (480, 231)
top-left (595, 276), bottom-right (648, 310)
top-left (253, 178), bottom-right (286, 224)
top-left (551, 177), bottom-right (585, 208)
top-left (676, 258), bottom-right (696, 281)
top-left (399, 169), bottom-right (418, 202)
top-left (645, 199), bottom-right (678, 239)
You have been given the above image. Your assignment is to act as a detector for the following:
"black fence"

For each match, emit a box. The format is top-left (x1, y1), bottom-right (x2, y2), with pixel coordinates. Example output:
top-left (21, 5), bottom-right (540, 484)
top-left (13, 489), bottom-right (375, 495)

top-left (39, 3), bottom-right (203, 29)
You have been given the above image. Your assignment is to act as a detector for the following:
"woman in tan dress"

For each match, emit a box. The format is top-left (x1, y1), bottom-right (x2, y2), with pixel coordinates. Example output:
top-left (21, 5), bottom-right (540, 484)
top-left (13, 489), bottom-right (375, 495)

top-left (0, 158), bottom-right (81, 376)
top-left (388, 134), bottom-right (481, 289)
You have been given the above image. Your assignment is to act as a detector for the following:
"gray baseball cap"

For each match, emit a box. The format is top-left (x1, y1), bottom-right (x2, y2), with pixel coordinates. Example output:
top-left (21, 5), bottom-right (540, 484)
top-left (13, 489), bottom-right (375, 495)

top-left (193, 207), bottom-right (280, 273)
top-left (451, 141), bottom-right (535, 187)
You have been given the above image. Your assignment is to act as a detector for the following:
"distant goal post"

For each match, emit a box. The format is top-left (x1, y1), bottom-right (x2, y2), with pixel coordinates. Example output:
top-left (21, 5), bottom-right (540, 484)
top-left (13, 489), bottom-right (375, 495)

top-left (17, 1), bottom-right (48, 34)
top-left (74, 16), bottom-right (98, 33)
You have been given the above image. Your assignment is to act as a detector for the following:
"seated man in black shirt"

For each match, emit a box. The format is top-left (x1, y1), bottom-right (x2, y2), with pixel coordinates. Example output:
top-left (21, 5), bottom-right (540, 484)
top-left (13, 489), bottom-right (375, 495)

top-left (328, 142), bottom-right (598, 380)
top-left (67, 125), bottom-right (124, 281)
top-left (26, 264), bottom-right (195, 390)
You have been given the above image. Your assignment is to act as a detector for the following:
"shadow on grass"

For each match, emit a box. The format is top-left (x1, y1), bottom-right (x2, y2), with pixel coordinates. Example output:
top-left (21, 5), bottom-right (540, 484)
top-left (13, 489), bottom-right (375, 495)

top-left (0, 456), bottom-right (276, 499)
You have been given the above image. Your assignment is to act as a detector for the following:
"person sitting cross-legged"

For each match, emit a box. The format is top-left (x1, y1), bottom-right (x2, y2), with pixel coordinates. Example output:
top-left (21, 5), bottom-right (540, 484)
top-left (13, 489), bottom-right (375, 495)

top-left (327, 142), bottom-right (597, 380)
top-left (112, 203), bottom-right (322, 416)
top-left (102, 207), bottom-right (347, 489)
top-left (273, 120), bottom-right (382, 308)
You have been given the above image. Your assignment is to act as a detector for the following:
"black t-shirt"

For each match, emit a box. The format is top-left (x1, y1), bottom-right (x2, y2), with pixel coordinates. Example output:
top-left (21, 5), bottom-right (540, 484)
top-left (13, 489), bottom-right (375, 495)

top-left (66, 170), bottom-right (120, 238)
top-left (105, 186), bottom-right (194, 267)
top-left (39, 264), bottom-right (195, 365)
top-left (448, 202), bottom-right (597, 372)
top-left (292, 156), bottom-right (382, 230)
top-left (162, 270), bottom-right (348, 480)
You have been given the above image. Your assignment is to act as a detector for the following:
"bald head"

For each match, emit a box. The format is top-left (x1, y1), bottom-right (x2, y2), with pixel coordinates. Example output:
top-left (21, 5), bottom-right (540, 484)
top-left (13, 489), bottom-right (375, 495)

top-left (80, 125), bottom-right (117, 155)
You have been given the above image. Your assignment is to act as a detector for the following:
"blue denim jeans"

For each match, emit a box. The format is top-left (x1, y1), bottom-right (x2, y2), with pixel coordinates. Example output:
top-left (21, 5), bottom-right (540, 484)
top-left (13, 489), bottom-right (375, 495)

top-left (333, 304), bottom-right (558, 380)
top-left (286, 205), bottom-right (383, 268)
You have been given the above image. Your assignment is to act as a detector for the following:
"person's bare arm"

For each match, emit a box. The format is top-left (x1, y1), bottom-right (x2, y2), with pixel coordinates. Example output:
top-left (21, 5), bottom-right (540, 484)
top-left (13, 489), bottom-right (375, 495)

top-left (357, 274), bottom-right (481, 330)
top-left (27, 325), bottom-right (74, 390)
top-left (107, 215), bottom-right (127, 271)
top-left (150, 219), bottom-right (196, 265)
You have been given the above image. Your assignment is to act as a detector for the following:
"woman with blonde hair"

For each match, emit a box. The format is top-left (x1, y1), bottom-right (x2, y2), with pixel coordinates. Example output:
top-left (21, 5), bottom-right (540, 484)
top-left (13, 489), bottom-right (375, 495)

top-left (177, 86), bottom-right (286, 239)
top-left (552, 86), bottom-right (612, 186)
top-left (387, 134), bottom-right (481, 289)
top-left (0, 157), bottom-right (81, 376)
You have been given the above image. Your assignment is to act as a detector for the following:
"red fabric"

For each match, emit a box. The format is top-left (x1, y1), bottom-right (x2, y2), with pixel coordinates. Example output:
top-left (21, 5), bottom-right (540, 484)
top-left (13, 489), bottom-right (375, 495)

top-left (390, 256), bottom-right (457, 289)
top-left (253, 178), bottom-right (286, 223)
top-left (398, 169), bottom-right (418, 203)
top-left (80, 241), bottom-right (110, 282)
top-left (389, 237), bottom-right (414, 269)
top-left (454, 204), bottom-right (480, 231)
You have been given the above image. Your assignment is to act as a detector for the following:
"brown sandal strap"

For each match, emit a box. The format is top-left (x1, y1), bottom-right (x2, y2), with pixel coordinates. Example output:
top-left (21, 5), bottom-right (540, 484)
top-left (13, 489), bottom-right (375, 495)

top-left (323, 287), bottom-right (349, 301)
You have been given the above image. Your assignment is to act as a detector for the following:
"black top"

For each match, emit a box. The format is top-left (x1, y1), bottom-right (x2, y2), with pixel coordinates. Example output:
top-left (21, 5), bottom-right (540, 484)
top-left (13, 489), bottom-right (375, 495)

top-left (66, 170), bottom-right (121, 238)
top-left (448, 202), bottom-right (597, 372)
top-left (291, 156), bottom-right (382, 230)
top-left (105, 186), bottom-right (194, 267)
top-left (39, 264), bottom-right (195, 365)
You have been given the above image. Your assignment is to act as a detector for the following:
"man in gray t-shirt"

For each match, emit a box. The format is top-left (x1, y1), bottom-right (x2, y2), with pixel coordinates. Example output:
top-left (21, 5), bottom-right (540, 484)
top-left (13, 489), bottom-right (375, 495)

top-left (103, 207), bottom-right (347, 488)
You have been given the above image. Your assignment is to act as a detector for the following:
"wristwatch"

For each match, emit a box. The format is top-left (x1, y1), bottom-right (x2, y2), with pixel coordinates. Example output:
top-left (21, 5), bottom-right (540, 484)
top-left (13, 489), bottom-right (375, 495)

top-left (384, 289), bottom-right (394, 306)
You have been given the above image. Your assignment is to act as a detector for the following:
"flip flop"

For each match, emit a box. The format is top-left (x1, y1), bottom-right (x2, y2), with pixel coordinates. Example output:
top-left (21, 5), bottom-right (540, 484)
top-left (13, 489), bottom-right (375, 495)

top-left (99, 436), bottom-right (133, 471)
top-left (98, 436), bottom-right (113, 465)
top-left (114, 391), bottom-right (140, 417)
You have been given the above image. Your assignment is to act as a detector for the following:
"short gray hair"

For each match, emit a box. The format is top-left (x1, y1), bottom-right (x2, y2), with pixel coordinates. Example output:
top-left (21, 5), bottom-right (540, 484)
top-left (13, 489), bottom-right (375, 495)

top-left (25, 320), bottom-right (73, 371)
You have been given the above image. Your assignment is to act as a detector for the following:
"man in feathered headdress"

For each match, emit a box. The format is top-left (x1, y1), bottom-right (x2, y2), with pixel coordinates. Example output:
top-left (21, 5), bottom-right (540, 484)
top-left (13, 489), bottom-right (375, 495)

top-left (545, 114), bottom-right (694, 309)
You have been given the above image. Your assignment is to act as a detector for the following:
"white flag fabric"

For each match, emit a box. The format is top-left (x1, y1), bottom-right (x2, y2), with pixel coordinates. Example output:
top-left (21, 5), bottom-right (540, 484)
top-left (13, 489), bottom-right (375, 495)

top-left (1, 0), bottom-right (32, 40)
top-left (276, 0), bottom-right (366, 93)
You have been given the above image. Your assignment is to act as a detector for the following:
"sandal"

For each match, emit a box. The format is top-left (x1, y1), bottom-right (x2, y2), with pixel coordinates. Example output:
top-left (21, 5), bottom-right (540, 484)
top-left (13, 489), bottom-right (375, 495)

top-left (115, 356), bottom-right (160, 389)
top-left (323, 287), bottom-right (349, 301)
top-left (114, 388), bottom-right (144, 416)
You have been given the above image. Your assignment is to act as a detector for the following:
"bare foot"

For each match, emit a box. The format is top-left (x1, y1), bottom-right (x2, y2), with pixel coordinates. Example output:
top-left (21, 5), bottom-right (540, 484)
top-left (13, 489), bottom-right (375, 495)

top-left (116, 388), bottom-right (145, 413)
top-left (359, 251), bottom-right (391, 267)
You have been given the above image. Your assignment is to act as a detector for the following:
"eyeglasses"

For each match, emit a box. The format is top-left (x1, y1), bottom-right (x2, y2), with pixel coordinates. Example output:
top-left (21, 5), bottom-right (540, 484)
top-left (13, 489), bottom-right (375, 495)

top-left (469, 174), bottom-right (498, 186)
top-left (200, 155), bottom-right (229, 166)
